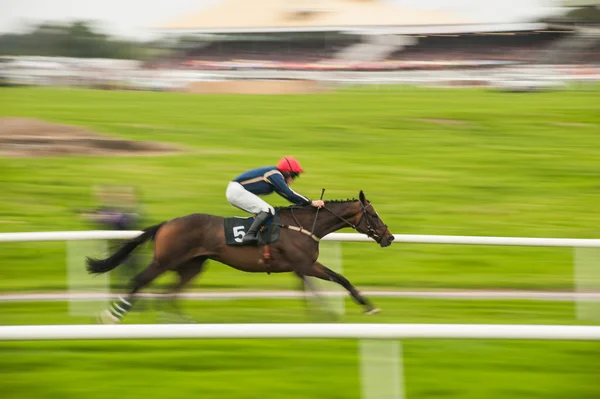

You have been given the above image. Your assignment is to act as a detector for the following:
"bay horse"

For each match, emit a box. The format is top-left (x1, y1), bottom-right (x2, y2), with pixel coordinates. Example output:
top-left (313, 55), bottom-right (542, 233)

top-left (86, 190), bottom-right (394, 323)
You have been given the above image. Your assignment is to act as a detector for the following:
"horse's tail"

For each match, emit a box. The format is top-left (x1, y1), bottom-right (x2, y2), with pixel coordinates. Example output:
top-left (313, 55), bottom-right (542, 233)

top-left (86, 223), bottom-right (164, 274)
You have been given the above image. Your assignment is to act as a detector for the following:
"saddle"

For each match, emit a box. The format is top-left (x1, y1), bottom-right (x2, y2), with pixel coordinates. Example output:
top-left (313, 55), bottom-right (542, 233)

top-left (224, 212), bottom-right (281, 270)
top-left (223, 212), bottom-right (281, 247)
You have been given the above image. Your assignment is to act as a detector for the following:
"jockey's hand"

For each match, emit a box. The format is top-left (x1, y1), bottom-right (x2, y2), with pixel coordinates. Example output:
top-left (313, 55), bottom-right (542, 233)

top-left (311, 200), bottom-right (325, 208)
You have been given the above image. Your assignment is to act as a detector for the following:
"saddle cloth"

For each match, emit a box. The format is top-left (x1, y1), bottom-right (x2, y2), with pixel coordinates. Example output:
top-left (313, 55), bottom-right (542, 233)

top-left (223, 212), bottom-right (280, 246)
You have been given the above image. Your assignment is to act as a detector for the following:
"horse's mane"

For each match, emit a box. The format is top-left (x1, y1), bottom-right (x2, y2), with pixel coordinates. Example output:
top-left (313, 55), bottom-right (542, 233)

top-left (274, 198), bottom-right (358, 212)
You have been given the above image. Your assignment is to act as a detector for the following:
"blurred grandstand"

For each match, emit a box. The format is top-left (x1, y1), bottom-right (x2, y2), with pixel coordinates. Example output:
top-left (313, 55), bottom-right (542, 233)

top-left (152, 0), bottom-right (578, 69)
top-left (1, 0), bottom-right (599, 90)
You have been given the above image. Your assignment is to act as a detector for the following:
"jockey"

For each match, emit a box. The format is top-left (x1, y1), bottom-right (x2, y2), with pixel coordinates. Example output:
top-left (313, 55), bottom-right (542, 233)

top-left (226, 156), bottom-right (325, 244)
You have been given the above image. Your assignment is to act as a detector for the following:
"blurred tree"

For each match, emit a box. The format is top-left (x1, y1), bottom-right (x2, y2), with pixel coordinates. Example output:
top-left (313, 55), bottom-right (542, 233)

top-left (562, 6), bottom-right (600, 23)
top-left (0, 21), bottom-right (155, 60)
top-left (539, 2), bottom-right (600, 24)
top-left (535, 3), bottom-right (600, 64)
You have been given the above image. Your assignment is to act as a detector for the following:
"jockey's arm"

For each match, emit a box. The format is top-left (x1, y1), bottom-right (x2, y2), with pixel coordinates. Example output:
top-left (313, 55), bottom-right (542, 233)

top-left (267, 172), bottom-right (312, 206)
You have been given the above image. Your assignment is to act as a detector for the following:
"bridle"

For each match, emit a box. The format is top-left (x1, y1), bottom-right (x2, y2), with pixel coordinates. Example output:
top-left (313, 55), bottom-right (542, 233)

top-left (281, 200), bottom-right (387, 243)
top-left (322, 201), bottom-right (387, 242)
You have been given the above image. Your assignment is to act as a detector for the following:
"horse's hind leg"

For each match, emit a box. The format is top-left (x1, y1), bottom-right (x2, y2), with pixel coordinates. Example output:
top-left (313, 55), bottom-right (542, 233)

top-left (98, 258), bottom-right (168, 324)
top-left (158, 256), bottom-right (208, 323)
top-left (307, 261), bottom-right (379, 315)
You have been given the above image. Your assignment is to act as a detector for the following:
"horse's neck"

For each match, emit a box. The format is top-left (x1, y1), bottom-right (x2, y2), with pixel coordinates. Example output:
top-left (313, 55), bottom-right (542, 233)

top-left (280, 202), bottom-right (358, 239)
top-left (317, 203), bottom-right (359, 238)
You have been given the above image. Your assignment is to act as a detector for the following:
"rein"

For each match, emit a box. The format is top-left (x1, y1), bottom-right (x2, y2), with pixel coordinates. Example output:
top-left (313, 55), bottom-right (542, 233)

top-left (322, 202), bottom-right (385, 242)
top-left (279, 200), bottom-right (387, 243)
top-left (279, 207), bottom-right (320, 242)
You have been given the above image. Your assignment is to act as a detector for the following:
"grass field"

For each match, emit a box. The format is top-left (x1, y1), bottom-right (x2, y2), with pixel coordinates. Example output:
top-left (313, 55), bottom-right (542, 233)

top-left (1, 86), bottom-right (600, 398)
top-left (1, 86), bottom-right (600, 293)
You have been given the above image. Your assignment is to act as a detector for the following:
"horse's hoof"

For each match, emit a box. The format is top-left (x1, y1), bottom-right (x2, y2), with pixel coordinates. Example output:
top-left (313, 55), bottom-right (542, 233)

top-left (97, 310), bottom-right (120, 324)
top-left (365, 307), bottom-right (381, 315)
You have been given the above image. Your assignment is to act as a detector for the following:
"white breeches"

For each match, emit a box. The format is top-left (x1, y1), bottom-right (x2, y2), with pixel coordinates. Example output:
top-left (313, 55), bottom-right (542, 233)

top-left (226, 182), bottom-right (275, 215)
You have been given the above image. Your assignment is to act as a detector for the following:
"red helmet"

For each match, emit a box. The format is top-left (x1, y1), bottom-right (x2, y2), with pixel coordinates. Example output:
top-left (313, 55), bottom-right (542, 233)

top-left (276, 156), bottom-right (304, 175)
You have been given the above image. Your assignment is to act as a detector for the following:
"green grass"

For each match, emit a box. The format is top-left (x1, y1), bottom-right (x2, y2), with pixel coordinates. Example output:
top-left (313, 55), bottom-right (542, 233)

top-left (1, 297), bottom-right (595, 325)
top-left (2, 85), bottom-right (600, 398)
top-left (1, 298), bottom-right (599, 399)
top-left (1, 86), bottom-right (600, 293)
top-left (4, 338), bottom-right (598, 399)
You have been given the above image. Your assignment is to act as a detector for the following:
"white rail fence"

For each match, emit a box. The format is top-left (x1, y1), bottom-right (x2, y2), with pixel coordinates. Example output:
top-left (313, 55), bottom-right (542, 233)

top-left (1, 323), bottom-right (600, 341)
top-left (3, 323), bottom-right (599, 399)
top-left (2, 230), bottom-right (600, 247)
top-left (3, 291), bottom-right (600, 302)
top-left (7, 322), bottom-right (600, 399)
top-left (1, 230), bottom-right (599, 319)
top-left (3, 231), bottom-right (600, 399)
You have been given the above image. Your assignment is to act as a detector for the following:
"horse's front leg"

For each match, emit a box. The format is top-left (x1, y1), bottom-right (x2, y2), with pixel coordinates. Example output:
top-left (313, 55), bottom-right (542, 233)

top-left (293, 269), bottom-right (340, 320)
top-left (307, 261), bottom-right (380, 315)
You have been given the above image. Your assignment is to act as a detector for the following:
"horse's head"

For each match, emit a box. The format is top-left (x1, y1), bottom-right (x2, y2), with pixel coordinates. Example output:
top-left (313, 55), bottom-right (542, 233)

top-left (354, 190), bottom-right (394, 248)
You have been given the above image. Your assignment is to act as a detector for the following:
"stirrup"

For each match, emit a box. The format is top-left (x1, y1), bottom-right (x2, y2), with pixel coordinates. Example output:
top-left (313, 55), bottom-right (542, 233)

top-left (242, 211), bottom-right (270, 244)
top-left (242, 231), bottom-right (258, 243)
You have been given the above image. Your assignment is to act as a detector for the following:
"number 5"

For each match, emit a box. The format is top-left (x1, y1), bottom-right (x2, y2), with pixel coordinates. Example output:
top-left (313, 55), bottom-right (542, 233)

top-left (233, 226), bottom-right (246, 242)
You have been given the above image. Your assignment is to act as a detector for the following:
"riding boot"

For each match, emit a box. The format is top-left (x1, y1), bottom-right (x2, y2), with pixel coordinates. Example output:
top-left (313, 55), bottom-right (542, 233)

top-left (242, 211), bottom-right (270, 244)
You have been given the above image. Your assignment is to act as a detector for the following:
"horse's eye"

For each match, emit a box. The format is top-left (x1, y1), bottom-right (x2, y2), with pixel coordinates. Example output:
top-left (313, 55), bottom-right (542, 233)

top-left (372, 214), bottom-right (379, 219)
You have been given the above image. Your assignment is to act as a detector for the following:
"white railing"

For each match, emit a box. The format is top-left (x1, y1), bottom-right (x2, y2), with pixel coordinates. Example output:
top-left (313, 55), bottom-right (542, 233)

top-left (1, 230), bottom-right (598, 319)
top-left (3, 291), bottom-right (600, 302)
top-left (4, 323), bottom-right (597, 399)
top-left (2, 230), bottom-right (600, 247)
top-left (2, 231), bottom-right (598, 399)
top-left (1, 323), bottom-right (600, 341)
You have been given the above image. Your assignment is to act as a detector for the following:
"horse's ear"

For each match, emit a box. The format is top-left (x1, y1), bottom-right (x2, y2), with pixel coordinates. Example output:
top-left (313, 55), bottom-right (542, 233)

top-left (359, 190), bottom-right (366, 204)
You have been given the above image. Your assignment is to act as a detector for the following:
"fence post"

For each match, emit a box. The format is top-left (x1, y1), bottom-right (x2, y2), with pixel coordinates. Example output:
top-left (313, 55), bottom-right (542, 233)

top-left (574, 247), bottom-right (600, 320)
top-left (308, 240), bottom-right (345, 316)
top-left (359, 339), bottom-right (404, 399)
top-left (67, 239), bottom-right (109, 316)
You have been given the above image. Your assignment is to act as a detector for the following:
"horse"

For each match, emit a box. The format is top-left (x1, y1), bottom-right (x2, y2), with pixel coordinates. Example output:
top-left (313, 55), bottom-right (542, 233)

top-left (86, 190), bottom-right (394, 323)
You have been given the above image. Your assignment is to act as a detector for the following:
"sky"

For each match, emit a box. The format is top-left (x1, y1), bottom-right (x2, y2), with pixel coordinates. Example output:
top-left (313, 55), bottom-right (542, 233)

top-left (0, 0), bottom-right (565, 40)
